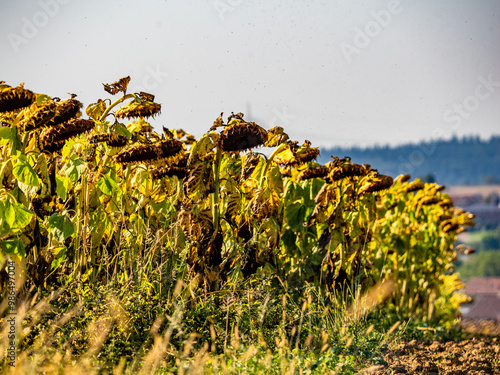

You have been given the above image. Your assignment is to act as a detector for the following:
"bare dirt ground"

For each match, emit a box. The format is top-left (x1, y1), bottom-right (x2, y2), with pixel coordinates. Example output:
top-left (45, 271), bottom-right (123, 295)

top-left (362, 321), bottom-right (500, 374)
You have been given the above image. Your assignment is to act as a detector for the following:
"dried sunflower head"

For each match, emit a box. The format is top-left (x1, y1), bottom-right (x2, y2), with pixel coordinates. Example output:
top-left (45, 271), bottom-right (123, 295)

top-left (419, 196), bottom-right (440, 206)
top-left (158, 139), bottom-right (184, 159)
top-left (0, 83), bottom-right (36, 112)
top-left (114, 139), bottom-right (183, 165)
top-left (299, 165), bottom-right (330, 180)
top-left (328, 162), bottom-right (367, 181)
top-left (395, 174), bottom-right (411, 183)
top-left (127, 118), bottom-right (153, 133)
top-left (19, 101), bottom-right (57, 131)
top-left (294, 141), bottom-right (320, 164)
top-left (89, 133), bottom-right (129, 148)
top-left (272, 140), bottom-right (320, 167)
top-left (48, 98), bottom-right (82, 126)
top-left (151, 165), bottom-right (187, 180)
top-left (265, 126), bottom-right (289, 147)
top-left (219, 120), bottom-right (268, 153)
top-left (41, 118), bottom-right (95, 152)
top-left (114, 143), bottom-right (161, 164)
top-left (404, 180), bottom-right (425, 193)
top-left (358, 174), bottom-right (394, 195)
top-left (115, 97), bottom-right (161, 119)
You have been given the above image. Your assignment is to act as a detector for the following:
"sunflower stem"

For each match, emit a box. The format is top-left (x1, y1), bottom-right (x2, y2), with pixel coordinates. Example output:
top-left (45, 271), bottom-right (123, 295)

top-left (99, 93), bottom-right (136, 122)
top-left (260, 142), bottom-right (287, 187)
top-left (212, 147), bottom-right (222, 238)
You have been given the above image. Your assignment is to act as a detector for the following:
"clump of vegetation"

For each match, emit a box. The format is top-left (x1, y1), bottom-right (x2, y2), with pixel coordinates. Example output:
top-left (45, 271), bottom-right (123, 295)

top-left (0, 77), bottom-right (475, 372)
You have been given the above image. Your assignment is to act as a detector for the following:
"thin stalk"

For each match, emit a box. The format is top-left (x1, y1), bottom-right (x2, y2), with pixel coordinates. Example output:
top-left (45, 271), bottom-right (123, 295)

top-left (99, 93), bottom-right (136, 122)
top-left (259, 142), bottom-right (287, 187)
top-left (212, 147), bottom-right (222, 238)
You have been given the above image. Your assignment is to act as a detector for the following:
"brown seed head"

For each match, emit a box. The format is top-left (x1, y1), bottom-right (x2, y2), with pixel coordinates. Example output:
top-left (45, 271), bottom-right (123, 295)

top-left (20, 101), bottom-right (57, 131)
top-left (115, 99), bottom-right (161, 119)
top-left (41, 118), bottom-right (95, 151)
top-left (219, 121), bottom-right (267, 153)
top-left (404, 181), bottom-right (425, 193)
top-left (0, 83), bottom-right (35, 112)
top-left (48, 98), bottom-right (82, 126)
top-left (89, 133), bottom-right (130, 148)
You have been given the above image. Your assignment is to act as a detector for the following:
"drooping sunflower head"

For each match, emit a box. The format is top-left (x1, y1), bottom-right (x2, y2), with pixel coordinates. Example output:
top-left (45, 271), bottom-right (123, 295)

top-left (157, 139), bottom-right (184, 159)
top-left (272, 140), bottom-right (320, 167)
top-left (404, 180), bottom-right (425, 193)
top-left (265, 126), bottom-right (289, 147)
top-left (151, 165), bottom-right (188, 180)
top-left (358, 174), bottom-right (394, 195)
top-left (41, 118), bottom-right (95, 152)
top-left (88, 133), bottom-right (130, 148)
top-left (19, 101), bottom-right (57, 131)
top-left (114, 139), bottom-right (184, 165)
top-left (219, 120), bottom-right (268, 153)
top-left (328, 161), bottom-right (368, 181)
top-left (48, 98), bottom-right (83, 126)
top-left (114, 143), bottom-right (161, 164)
top-left (294, 140), bottom-right (320, 164)
top-left (0, 83), bottom-right (36, 113)
top-left (115, 97), bottom-right (161, 120)
top-left (299, 165), bottom-right (330, 180)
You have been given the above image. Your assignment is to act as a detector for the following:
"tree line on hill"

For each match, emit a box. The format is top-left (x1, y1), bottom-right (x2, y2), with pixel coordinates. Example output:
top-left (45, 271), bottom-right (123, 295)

top-left (318, 135), bottom-right (500, 186)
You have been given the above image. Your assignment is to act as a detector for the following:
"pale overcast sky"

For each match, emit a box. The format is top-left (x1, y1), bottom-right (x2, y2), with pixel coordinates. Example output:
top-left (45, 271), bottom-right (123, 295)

top-left (1, 0), bottom-right (499, 148)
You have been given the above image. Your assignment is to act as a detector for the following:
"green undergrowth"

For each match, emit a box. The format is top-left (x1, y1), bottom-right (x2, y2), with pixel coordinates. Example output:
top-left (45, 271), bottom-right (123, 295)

top-left (1, 266), bottom-right (413, 374)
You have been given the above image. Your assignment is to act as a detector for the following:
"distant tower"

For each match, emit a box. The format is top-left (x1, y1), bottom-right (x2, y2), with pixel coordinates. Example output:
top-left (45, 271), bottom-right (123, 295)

top-left (246, 102), bottom-right (252, 120)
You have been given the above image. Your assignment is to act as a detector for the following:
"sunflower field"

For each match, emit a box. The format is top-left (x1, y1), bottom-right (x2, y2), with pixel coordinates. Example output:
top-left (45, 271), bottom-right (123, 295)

top-left (0, 77), bottom-right (476, 373)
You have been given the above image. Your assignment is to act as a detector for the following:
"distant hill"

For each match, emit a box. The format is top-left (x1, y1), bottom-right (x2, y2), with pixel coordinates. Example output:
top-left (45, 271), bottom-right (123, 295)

top-left (318, 135), bottom-right (500, 186)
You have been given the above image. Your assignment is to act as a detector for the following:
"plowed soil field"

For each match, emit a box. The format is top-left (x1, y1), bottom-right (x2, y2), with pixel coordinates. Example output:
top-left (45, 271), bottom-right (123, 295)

top-left (361, 321), bottom-right (500, 374)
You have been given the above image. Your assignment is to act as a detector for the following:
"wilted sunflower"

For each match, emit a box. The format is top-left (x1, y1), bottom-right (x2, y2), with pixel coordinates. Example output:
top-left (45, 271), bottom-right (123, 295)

top-left (151, 165), bottom-right (187, 180)
top-left (329, 162), bottom-right (368, 181)
top-left (404, 180), bottom-right (425, 193)
top-left (419, 196), bottom-right (440, 206)
top-left (47, 98), bottom-right (82, 126)
top-left (114, 139), bottom-right (183, 164)
top-left (89, 133), bottom-right (130, 148)
top-left (219, 121), bottom-right (268, 153)
top-left (41, 118), bottom-right (95, 152)
top-left (395, 174), bottom-right (411, 183)
top-left (294, 141), bottom-right (320, 164)
top-left (264, 126), bottom-right (289, 147)
top-left (358, 174), bottom-right (394, 195)
top-left (438, 199), bottom-right (453, 208)
top-left (20, 101), bottom-right (57, 131)
top-left (157, 139), bottom-right (184, 159)
top-left (115, 98), bottom-right (161, 119)
top-left (0, 83), bottom-right (35, 112)
top-left (299, 165), bottom-right (330, 180)
top-left (272, 140), bottom-right (320, 166)
top-left (240, 152), bottom-right (262, 182)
